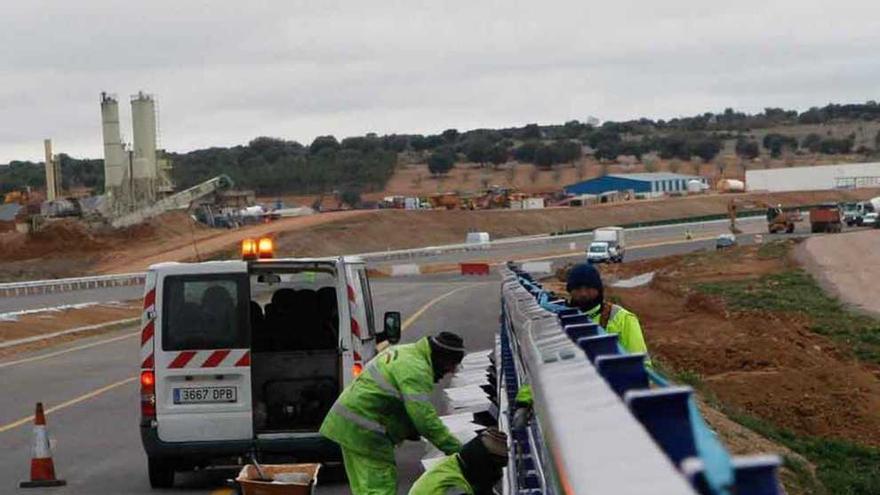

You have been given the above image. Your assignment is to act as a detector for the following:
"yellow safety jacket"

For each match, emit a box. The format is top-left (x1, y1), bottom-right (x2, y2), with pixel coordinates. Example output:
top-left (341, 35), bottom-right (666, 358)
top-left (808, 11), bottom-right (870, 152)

top-left (409, 454), bottom-right (473, 495)
top-left (585, 302), bottom-right (651, 365)
top-left (320, 337), bottom-right (462, 463)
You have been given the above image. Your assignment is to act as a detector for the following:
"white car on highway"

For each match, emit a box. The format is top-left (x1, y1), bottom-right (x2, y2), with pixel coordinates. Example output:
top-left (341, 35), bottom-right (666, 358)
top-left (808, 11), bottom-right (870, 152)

top-left (139, 238), bottom-right (401, 488)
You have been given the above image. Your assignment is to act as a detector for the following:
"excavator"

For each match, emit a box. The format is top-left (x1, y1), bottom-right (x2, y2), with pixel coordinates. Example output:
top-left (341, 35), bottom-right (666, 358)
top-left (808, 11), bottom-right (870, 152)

top-left (728, 198), bottom-right (802, 234)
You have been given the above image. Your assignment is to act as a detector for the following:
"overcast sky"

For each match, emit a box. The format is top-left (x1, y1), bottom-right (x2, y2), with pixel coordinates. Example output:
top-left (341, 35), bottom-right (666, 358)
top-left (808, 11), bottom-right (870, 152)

top-left (1, 0), bottom-right (878, 163)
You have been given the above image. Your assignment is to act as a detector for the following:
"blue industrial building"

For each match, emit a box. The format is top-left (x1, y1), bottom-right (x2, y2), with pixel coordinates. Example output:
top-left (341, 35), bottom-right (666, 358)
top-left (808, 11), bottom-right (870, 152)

top-left (564, 173), bottom-right (708, 197)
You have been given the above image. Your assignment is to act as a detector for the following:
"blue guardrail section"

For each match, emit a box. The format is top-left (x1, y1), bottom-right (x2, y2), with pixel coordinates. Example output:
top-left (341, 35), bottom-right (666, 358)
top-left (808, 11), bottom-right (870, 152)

top-left (496, 262), bottom-right (783, 495)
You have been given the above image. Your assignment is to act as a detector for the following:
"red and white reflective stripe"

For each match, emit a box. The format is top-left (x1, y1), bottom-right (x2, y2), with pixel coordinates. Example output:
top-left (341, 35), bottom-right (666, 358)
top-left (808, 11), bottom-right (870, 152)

top-left (348, 284), bottom-right (361, 338)
top-left (166, 349), bottom-right (251, 369)
top-left (140, 287), bottom-right (156, 370)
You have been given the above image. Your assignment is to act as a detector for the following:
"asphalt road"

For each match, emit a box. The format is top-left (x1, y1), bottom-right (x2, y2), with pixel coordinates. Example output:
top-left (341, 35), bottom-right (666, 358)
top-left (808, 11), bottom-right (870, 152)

top-left (0, 217), bottom-right (820, 494)
top-left (0, 277), bottom-right (499, 495)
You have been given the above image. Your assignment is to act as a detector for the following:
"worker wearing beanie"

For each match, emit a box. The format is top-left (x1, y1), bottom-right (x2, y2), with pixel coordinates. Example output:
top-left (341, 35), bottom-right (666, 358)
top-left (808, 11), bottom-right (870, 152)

top-left (566, 263), bottom-right (651, 362)
top-left (320, 332), bottom-right (466, 495)
top-left (409, 427), bottom-right (509, 495)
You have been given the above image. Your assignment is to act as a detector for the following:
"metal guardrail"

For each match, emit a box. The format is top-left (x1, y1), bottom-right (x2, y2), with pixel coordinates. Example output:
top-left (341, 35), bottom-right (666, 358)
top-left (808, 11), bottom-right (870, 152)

top-left (0, 273), bottom-right (146, 297)
top-left (499, 264), bottom-right (783, 495)
top-left (497, 266), bottom-right (698, 494)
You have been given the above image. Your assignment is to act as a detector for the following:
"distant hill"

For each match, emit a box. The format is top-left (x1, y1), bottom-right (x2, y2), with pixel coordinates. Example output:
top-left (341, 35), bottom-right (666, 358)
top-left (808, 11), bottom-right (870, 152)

top-left (4, 101), bottom-right (880, 198)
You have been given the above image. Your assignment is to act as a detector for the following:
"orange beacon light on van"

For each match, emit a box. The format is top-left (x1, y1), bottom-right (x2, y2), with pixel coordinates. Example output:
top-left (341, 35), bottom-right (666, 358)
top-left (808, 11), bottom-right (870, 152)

top-left (241, 237), bottom-right (274, 260)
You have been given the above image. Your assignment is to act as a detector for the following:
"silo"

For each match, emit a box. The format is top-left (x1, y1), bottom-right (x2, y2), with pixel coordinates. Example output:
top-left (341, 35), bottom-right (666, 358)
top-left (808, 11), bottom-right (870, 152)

top-left (100, 93), bottom-right (126, 194)
top-left (130, 91), bottom-right (157, 180)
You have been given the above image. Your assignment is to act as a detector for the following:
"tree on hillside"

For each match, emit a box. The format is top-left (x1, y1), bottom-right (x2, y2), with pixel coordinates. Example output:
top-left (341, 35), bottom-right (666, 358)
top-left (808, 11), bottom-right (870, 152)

top-left (533, 145), bottom-right (555, 169)
top-left (819, 137), bottom-right (855, 154)
top-left (521, 123), bottom-right (542, 140)
top-left (310, 135), bottom-right (340, 155)
top-left (735, 137), bottom-right (760, 160)
top-left (488, 144), bottom-right (509, 169)
top-left (513, 141), bottom-right (541, 163)
top-left (427, 148), bottom-right (456, 176)
top-left (340, 189), bottom-right (362, 208)
top-left (802, 133), bottom-right (823, 153)
top-left (551, 140), bottom-right (583, 165)
top-left (441, 129), bottom-right (459, 144)
top-left (463, 137), bottom-right (493, 166)
top-left (762, 133), bottom-right (798, 158)
top-left (563, 120), bottom-right (586, 139)
top-left (689, 137), bottom-right (722, 162)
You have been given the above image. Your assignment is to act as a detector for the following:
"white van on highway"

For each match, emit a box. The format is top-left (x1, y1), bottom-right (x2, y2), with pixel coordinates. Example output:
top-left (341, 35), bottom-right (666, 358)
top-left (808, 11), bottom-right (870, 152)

top-left (138, 238), bottom-right (401, 488)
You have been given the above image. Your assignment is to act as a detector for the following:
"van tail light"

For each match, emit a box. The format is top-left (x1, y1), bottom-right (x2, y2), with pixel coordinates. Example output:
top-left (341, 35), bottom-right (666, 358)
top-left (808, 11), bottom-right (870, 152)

top-left (353, 362), bottom-right (364, 377)
top-left (140, 370), bottom-right (156, 420)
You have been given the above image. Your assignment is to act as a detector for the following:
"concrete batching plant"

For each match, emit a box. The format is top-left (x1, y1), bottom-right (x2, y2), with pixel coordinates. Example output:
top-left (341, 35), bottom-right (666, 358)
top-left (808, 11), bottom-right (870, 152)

top-left (100, 91), bottom-right (174, 211)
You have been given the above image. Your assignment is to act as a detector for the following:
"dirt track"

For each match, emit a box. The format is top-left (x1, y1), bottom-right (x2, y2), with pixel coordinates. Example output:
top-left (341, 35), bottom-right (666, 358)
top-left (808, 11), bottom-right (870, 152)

top-left (796, 229), bottom-right (880, 317)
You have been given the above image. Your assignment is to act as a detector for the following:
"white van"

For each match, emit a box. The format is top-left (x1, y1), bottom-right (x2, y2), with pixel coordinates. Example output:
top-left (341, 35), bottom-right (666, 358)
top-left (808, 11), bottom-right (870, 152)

top-left (139, 239), bottom-right (401, 488)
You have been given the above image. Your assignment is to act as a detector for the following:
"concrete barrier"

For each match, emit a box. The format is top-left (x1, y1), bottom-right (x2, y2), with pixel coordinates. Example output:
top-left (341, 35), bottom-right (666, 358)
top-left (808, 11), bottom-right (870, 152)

top-left (389, 264), bottom-right (421, 276)
top-left (519, 261), bottom-right (553, 274)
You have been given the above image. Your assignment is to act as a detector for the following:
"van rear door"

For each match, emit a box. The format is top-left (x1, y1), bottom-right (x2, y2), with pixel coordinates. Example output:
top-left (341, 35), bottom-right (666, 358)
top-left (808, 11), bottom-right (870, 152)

top-left (154, 265), bottom-right (253, 443)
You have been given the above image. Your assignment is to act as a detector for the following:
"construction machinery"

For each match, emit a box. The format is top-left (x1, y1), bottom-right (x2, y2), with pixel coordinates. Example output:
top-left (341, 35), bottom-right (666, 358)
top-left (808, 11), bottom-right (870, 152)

top-left (429, 193), bottom-right (462, 210)
top-left (809, 204), bottom-right (843, 233)
top-left (727, 198), bottom-right (802, 234)
top-left (3, 190), bottom-right (30, 205)
top-left (110, 175), bottom-right (233, 228)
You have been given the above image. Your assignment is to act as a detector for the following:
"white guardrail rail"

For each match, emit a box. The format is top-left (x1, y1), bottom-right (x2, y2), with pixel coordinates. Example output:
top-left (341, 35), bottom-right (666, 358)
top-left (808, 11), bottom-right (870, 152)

top-left (0, 215), bottom-right (764, 298)
top-left (0, 273), bottom-right (146, 297)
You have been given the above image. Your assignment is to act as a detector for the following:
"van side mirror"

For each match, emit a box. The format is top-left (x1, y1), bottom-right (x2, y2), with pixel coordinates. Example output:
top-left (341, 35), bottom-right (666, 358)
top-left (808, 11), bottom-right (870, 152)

top-left (381, 311), bottom-right (402, 344)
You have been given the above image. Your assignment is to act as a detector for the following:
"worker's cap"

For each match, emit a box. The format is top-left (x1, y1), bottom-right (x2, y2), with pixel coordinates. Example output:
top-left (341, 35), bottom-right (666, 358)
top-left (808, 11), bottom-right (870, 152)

top-left (429, 332), bottom-right (466, 363)
top-left (566, 263), bottom-right (603, 292)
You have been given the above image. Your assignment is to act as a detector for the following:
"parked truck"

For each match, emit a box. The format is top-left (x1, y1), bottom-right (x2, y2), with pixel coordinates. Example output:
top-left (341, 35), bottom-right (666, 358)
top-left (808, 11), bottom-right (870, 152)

top-left (809, 204), bottom-right (843, 233)
top-left (587, 226), bottom-right (626, 263)
top-left (854, 197), bottom-right (880, 225)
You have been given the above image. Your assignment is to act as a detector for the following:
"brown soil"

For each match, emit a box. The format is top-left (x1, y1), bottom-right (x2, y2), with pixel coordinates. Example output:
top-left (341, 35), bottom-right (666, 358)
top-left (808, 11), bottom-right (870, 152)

top-left (548, 244), bottom-right (880, 447)
top-left (2, 187), bottom-right (879, 281)
top-left (0, 301), bottom-right (141, 343)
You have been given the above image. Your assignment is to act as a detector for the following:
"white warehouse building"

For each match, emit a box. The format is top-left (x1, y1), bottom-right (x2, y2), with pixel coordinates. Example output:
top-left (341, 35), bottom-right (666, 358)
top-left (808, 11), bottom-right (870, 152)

top-left (746, 162), bottom-right (880, 192)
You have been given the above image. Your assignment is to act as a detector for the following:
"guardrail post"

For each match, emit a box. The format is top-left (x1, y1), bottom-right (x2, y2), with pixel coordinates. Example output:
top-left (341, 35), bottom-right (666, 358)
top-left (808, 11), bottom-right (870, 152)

top-left (625, 387), bottom-right (697, 468)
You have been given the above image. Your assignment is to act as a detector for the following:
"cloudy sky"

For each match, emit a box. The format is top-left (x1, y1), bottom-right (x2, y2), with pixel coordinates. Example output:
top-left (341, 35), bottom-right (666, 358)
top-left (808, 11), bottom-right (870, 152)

top-left (1, 0), bottom-right (878, 163)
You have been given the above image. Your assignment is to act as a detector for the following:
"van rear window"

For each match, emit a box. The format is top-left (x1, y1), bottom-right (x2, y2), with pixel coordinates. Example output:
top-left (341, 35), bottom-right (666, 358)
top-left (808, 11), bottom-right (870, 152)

top-left (162, 274), bottom-right (249, 351)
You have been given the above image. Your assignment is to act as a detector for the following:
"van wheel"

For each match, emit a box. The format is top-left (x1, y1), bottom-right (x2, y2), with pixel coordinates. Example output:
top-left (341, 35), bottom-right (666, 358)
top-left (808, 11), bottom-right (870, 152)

top-left (148, 457), bottom-right (176, 489)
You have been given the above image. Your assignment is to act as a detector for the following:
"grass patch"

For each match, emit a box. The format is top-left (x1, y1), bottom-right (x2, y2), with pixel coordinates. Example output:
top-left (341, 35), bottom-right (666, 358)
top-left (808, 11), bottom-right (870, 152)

top-left (696, 269), bottom-right (880, 365)
top-left (729, 411), bottom-right (880, 495)
top-left (757, 240), bottom-right (790, 259)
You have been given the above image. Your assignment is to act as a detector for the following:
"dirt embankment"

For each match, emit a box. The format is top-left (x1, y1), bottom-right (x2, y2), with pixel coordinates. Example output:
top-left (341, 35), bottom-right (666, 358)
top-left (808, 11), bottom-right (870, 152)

top-left (795, 229), bottom-right (880, 317)
top-left (2, 187), bottom-right (879, 280)
top-left (549, 244), bottom-right (880, 448)
top-left (275, 188), bottom-right (880, 257)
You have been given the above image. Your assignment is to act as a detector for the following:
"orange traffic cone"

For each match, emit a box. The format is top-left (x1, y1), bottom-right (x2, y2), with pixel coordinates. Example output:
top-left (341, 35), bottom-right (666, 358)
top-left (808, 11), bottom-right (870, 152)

top-left (19, 403), bottom-right (66, 488)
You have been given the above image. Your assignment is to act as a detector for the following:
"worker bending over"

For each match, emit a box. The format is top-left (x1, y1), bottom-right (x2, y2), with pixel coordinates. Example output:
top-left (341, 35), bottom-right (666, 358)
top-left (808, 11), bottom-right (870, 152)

top-left (567, 263), bottom-right (651, 361)
top-left (320, 332), bottom-right (466, 495)
top-left (409, 427), bottom-right (509, 495)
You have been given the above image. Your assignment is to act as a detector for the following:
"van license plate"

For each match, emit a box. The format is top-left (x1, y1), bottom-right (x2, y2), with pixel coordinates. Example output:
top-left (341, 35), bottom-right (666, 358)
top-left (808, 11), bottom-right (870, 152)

top-left (173, 387), bottom-right (237, 404)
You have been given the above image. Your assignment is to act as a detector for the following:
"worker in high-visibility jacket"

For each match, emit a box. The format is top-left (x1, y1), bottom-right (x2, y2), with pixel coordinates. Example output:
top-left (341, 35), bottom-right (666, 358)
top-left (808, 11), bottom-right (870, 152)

top-left (320, 332), bottom-right (466, 495)
top-left (567, 263), bottom-right (651, 364)
top-left (409, 427), bottom-right (509, 495)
